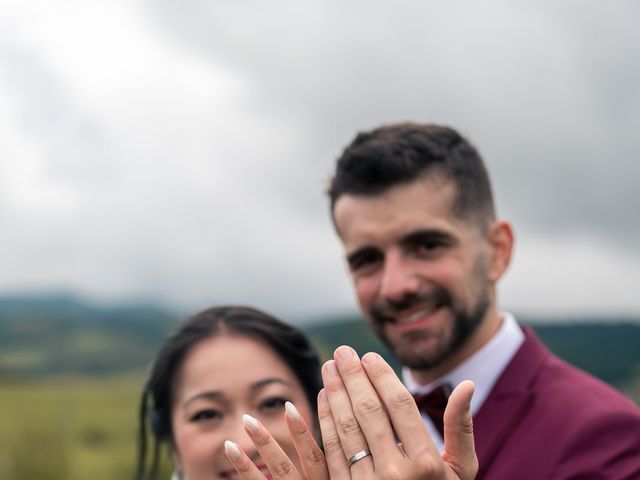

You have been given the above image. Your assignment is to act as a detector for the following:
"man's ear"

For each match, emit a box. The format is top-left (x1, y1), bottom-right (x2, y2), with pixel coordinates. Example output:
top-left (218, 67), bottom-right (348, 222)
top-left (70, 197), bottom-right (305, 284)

top-left (486, 220), bottom-right (514, 283)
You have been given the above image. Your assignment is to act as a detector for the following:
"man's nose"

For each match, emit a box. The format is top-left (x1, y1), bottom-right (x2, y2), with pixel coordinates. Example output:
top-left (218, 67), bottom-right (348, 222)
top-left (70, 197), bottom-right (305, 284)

top-left (379, 252), bottom-right (420, 303)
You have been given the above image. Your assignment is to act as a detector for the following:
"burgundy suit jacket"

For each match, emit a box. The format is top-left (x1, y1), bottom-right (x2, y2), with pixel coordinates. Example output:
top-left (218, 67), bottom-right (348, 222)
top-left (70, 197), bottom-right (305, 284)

top-left (474, 327), bottom-right (640, 480)
top-left (473, 327), bottom-right (640, 479)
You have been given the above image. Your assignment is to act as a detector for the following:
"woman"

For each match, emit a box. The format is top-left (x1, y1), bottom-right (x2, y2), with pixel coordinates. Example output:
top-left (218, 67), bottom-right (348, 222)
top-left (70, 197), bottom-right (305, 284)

top-left (136, 305), bottom-right (477, 480)
top-left (135, 305), bottom-right (321, 480)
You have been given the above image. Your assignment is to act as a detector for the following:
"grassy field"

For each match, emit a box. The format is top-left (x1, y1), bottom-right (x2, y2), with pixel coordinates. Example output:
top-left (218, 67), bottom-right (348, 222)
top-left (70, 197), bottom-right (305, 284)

top-left (0, 372), bottom-right (173, 480)
top-left (1, 364), bottom-right (638, 480)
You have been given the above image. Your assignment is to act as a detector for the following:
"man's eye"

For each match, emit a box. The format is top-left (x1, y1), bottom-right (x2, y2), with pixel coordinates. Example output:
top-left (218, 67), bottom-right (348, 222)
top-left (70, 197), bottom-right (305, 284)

top-left (413, 239), bottom-right (445, 256)
top-left (259, 397), bottom-right (288, 412)
top-left (418, 241), bottom-right (439, 252)
top-left (349, 251), bottom-right (382, 273)
top-left (190, 409), bottom-right (222, 422)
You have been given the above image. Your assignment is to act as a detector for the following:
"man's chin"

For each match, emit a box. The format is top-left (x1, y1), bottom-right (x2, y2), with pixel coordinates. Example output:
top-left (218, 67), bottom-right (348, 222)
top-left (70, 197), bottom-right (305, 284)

top-left (386, 335), bottom-right (451, 370)
top-left (400, 352), bottom-right (449, 371)
top-left (395, 345), bottom-right (449, 370)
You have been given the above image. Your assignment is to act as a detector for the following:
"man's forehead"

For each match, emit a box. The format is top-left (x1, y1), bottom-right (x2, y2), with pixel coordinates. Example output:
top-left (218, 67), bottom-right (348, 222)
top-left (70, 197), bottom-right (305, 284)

top-left (333, 178), bottom-right (460, 243)
top-left (334, 177), bottom-right (457, 219)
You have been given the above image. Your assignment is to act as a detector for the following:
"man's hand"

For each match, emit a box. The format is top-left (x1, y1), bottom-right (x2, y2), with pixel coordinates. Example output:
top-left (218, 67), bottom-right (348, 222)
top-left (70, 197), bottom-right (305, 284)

top-left (320, 345), bottom-right (477, 480)
top-left (224, 346), bottom-right (477, 480)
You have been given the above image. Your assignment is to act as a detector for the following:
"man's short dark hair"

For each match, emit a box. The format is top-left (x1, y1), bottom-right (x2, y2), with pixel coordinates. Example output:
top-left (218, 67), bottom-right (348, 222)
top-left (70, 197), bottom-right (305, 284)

top-left (328, 122), bottom-right (496, 228)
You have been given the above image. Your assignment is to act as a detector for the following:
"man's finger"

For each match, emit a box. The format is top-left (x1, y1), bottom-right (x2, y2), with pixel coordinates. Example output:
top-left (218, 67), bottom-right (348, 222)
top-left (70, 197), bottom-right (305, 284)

top-left (360, 351), bottom-right (439, 458)
top-left (442, 380), bottom-right (478, 480)
top-left (317, 388), bottom-right (351, 480)
top-left (322, 359), bottom-right (374, 476)
top-left (332, 346), bottom-right (399, 467)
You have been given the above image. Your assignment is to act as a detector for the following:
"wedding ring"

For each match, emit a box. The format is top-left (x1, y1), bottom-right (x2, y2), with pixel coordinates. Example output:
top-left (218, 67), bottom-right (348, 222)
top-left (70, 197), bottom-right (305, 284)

top-left (347, 448), bottom-right (371, 467)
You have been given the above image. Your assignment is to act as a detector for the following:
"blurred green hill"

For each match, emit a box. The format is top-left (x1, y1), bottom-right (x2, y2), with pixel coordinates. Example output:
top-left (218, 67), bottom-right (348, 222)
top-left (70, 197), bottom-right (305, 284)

top-left (306, 315), bottom-right (640, 391)
top-left (0, 295), bottom-right (177, 378)
top-left (1, 295), bottom-right (639, 390)
top-left (0, 295), bottom-right (638, 479)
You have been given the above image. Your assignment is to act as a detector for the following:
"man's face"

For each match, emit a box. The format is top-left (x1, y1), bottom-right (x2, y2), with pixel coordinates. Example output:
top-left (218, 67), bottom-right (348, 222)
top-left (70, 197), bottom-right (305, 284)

top-left (333, 175), bottom-right (494, 370)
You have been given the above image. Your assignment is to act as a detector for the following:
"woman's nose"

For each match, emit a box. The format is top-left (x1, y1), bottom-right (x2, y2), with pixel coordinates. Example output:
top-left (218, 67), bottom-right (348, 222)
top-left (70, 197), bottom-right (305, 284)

top-left (226, 415), bottom-right (260, 459)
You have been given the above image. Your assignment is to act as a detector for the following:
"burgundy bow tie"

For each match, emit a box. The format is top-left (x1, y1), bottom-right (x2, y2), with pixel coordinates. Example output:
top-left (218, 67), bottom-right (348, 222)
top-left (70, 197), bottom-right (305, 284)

top-left (413, 383), bottom-right (453, 438)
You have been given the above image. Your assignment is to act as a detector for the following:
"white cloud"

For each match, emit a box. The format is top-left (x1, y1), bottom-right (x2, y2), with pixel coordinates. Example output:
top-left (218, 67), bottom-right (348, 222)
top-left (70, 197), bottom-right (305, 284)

top-left (503, 232), bottom-right (640, 316)
top-left (0, 0), bottom-right (638, 320)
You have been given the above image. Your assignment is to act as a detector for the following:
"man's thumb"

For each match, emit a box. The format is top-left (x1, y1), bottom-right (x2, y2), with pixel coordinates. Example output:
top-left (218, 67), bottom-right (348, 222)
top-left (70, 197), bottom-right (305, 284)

top-left (442, 380), bottom-right (478, 480)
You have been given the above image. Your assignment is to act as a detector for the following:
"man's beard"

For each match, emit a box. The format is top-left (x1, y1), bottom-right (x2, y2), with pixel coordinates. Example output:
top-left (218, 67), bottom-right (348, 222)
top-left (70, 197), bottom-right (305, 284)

top-left (369, 284), bottom-right (489, 370)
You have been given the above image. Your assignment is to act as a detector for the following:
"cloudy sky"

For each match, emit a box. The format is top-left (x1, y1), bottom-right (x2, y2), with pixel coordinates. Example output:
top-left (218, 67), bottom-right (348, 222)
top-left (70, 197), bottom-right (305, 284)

top-left (1, 0), bottom-right (638, 322)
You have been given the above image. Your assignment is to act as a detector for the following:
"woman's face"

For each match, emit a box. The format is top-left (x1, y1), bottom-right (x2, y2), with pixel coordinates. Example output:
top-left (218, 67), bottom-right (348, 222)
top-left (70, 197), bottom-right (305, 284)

top-left (171, 334), bottom-right (315, 480)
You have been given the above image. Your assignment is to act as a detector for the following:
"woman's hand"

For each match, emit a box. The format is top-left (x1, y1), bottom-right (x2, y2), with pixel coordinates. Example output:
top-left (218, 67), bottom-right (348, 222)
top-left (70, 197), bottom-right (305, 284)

top-left (224, 401), bottom-right (328, 480)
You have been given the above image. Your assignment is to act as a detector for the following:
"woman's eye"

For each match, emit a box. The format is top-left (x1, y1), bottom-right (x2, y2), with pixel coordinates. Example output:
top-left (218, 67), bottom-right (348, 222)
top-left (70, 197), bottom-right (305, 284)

top-left (190, 409), bottom-right (222, 423)
top-left (259, 397), bottom-right (288, 412)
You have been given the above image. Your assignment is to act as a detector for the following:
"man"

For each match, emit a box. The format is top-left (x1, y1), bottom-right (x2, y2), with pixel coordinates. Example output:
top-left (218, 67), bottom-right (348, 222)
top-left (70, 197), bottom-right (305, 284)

top-left (326, 123), bottom-right (640, 479)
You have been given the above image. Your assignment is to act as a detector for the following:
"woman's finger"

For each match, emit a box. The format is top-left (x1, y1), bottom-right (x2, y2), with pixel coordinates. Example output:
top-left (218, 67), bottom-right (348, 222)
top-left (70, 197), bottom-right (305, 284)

top-left (284, 401), bottom-right (329, 480)
top-left (442, 381), bottom-right (478, 480)
top-left (225, 440), bottom-right (270, 480)
top-left (241, 414), bottom-right (304, 480)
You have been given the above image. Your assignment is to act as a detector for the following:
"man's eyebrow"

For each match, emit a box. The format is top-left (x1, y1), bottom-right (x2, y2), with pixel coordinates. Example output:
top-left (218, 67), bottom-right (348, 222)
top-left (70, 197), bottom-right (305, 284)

top-left (400, 229), bottom-right (458, 246)
top-left (346, 245), bottom-right (379, 265)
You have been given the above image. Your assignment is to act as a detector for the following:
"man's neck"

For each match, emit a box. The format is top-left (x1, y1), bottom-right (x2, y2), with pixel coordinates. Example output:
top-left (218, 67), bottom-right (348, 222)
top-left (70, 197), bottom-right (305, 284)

top-left (410, 308), bottom-right (503, 386)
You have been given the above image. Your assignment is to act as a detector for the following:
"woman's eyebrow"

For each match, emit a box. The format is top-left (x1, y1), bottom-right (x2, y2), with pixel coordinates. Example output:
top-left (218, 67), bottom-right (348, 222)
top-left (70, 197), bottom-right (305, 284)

top-left (182, 390), bottom-right (224, 408)
top-left (250, 378), bottom-right (292, 391)
top-left (182, 379), bottom-right (292, 408)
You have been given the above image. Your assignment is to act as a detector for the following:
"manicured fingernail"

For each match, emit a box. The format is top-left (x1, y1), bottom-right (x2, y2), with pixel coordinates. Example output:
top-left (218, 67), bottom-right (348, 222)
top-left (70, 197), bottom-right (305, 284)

top-left (225, 440), bottom-right (242, 461)
top-left (335, 345), bottom-right (354, 360)
top-left (285, 401), bottom-right (300, 421)
top-left (243, 414), bottom-right (260, 434)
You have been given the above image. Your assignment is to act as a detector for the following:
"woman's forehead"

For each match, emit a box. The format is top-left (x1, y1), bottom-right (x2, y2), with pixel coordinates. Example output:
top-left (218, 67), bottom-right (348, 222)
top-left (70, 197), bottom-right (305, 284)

top-left (173, 334), bottom-right (298, 400)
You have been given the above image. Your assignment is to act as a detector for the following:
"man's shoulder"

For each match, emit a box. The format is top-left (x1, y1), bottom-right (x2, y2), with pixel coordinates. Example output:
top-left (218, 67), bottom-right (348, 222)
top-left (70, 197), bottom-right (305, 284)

top-left (499, 325), bottom-right (639, 416)
top-left (533, 354), bottom-right (640, 478)
top-left (504, 329), bottom-right (640, 419)
top-left (476, 325), bottom-right (640, 479)
top-left (535, 350), bottom-right (639, 414)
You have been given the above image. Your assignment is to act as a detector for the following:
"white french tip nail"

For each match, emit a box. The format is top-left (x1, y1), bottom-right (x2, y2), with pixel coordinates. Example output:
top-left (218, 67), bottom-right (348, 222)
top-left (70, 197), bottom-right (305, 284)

top-left (285, 401), bottom-right (300, 421)
top-left (243, 414), bottom-right (260, 433)
top-left (225, 440), bottom-right (242, 461)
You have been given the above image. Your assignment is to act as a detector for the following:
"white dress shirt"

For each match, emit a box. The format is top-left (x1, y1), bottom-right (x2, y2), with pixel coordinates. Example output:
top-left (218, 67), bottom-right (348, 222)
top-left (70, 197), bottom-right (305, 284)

top-left (402, 312), bottom-right (525, 453)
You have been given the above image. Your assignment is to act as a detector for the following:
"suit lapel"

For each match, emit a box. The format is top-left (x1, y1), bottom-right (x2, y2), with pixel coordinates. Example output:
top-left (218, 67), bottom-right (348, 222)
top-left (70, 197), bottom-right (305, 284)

top-left (473, 328), bottom-right (548, 478)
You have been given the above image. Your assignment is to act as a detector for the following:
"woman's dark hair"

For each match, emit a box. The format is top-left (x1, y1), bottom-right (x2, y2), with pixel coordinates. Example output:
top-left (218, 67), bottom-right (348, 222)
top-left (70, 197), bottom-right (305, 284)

top-left (134, 305), bottom-right (322, 480)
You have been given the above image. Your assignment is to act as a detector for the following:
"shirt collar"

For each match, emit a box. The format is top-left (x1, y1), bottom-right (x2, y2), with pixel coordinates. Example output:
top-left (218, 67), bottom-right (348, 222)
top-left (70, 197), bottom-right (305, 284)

top-left (402, 312), bottom-right (524, 415)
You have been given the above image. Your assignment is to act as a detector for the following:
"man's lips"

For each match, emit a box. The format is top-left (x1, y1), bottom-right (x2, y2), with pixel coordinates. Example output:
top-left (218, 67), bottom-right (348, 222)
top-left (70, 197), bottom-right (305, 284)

top-left (380, 302), bottom-right (444, 332)
top-left (378, 300), bottom-right (442, 324)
